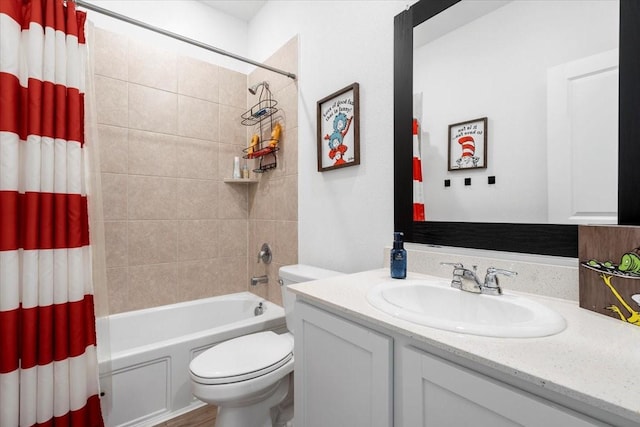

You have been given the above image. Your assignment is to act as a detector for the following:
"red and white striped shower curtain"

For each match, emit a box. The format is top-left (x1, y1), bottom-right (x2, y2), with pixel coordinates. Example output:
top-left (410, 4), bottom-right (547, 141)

top-left (0, 0), bottom-right (103, 425)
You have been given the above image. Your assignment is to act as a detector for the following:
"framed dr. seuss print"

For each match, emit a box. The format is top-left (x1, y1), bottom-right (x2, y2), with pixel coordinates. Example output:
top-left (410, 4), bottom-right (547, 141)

top-left (448, 117), bottom-right (487, 171)
top-left (317, 83), bottom-right (360, 172)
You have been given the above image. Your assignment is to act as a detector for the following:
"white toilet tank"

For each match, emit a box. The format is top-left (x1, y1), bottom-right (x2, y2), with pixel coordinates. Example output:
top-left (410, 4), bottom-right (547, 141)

top-left (279, 264), bottom-right (344, 333)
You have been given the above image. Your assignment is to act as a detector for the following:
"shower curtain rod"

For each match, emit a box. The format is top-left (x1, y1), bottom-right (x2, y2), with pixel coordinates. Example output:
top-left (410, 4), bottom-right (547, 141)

top-left (74, 0), bottom-right (297, 80)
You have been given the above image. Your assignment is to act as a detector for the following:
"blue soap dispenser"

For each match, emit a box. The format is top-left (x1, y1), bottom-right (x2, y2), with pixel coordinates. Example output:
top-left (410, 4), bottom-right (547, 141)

top-left (390, 232), bottom-right (407, 279)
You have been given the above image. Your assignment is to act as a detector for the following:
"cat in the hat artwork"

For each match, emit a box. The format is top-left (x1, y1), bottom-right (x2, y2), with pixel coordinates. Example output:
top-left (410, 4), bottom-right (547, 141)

top-left (447, 117), bottom-right (487, 171)
top-left (455, 135), bottom-right (480, 168)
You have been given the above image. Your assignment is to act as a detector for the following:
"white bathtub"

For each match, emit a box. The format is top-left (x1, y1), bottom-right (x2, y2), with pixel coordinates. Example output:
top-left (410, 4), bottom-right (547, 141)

top-left (97, 292), bottom-right (286, 427)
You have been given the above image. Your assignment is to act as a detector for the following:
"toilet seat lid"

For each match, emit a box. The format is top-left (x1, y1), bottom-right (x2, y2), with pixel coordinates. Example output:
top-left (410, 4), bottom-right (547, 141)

top-left (190, 331), bottom-right (293, 385)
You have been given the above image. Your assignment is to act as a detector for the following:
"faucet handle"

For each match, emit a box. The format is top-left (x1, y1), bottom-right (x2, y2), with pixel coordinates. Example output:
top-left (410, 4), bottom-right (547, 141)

top-left (441, 262), bottom-right (464, 289)
top-left (257, 243), bottom-right (272, 264)
top-left (486, 267), bottom-right (517, 278)
top-left (483, 267), bottom-right (518, 295)
top-left (440, 262), bottom-right (464, 274)
top-left (440, 262), bottom-right (464, 269)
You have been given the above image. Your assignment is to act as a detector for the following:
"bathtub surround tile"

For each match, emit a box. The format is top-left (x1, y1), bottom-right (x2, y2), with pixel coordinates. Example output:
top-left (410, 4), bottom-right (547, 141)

top-left (280, 125), bottom-right (298, 177)
top-left (217, 219), bottom-right (248, 258)
top-left (95, 76), bottom-right (128, 127)
top-left (274, 220), bottom-right (298, 266)
top-left (218, 142), bottom-right (246, 181)
top-left (219, 105), bottom-right (247, 146)
top-left (273, 36), bottom-right (299, 76)
top-left (277, 84), bottom-right (298, 134)
top-left (175, 138), bottom-right (217, 180)
top-left (104, 221), bottom-right (128, 268)
top-left (98, 125), bottom-right (128, 174)
top-left (266, 72), bottom-right (292, 101)
top-left (219, 68), bottom-right (247, 108)
top-left (128, 263), bottom-right (178, 309)
top-left (248, 178), bottom-right (276, 221)
top-left (128, 130), bottom-right (177, 177)
top-left (128, 221), bottom-right (177, 266)
top-left (106, 267), bottom-right (129, 314)
top-left (177, 220), bottom-right (218, 261)
top-left (248, 67), bottom-right (270, 99)
top-left (129, 84), bottom-right (178, 135)
top-left (249, 220), bottom-right (275, 262)
top-left (177, 259), bottom-right (219, 301)
top-left (94, 28), bottom-right (128, 81)
top-left (177, 56), bottom-right (220, 103)
top-left (101, 173), bottom-right (127, 220)
top-left (96, 32), bottom-right (297, 314)
top-left (249, 282), bottom-right (268, 301)
top-left (246, 38), bottom-right (299, 306)
top-left (128, 39), bottom-right (177, 92)
top-left (177, 179), bottom-right (218, 220)
top-left (217, 182), bottom-right (248, 220)
top-left (216, 256), bottom-right (250, 294)
top-left (177, 95), bottom-right (219, 141)
top-left (279, 174), bottom-right (298, 222)
top-left (128, 175), bottom-right (177, 220)
top-left (248, 220), bottom-right (275, 290)
top-left (255, 262), bottom-right (284, 306)
top-left (248, 36), bottom-right (298, 96)
top-left (249, 261), bottom-right (275, 298)
top-left (259, 69), bottom-right (290, 99)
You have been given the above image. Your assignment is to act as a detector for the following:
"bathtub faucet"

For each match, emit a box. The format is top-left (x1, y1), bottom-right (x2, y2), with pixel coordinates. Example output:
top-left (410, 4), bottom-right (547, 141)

top-left (251, 275), bottom-right (269, 286)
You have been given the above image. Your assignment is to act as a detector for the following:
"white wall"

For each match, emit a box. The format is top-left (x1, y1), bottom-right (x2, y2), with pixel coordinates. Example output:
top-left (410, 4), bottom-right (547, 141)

top-left (84, 0), bottom-right (250, 73)
top-left (414, 0), bottom-right (618, 224)
top-left (248, 1), bottom-right (408, 273)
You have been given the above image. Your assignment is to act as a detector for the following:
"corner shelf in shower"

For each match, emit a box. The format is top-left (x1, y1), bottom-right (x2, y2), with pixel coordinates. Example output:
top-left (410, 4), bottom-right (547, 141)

top-left (223, 178), bottom-right (259, 184)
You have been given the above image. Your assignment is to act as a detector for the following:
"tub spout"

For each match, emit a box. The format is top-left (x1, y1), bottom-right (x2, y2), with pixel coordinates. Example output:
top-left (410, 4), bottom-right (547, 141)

top-left (251, 275), bottom-right (268, 286)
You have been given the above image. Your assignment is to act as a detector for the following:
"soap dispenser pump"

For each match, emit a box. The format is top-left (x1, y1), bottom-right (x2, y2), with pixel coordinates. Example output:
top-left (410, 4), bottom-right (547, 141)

top-left (390, 232), bottom-right (407, 279)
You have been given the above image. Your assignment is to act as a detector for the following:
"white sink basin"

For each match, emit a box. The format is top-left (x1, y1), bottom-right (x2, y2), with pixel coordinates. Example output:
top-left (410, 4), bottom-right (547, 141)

top-left (367, 279), bottom-right (566, 338)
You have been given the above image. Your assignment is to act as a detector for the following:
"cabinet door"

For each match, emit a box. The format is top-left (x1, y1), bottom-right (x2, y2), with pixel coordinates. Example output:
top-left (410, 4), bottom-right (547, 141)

top-left (294, 301), bottom-right (392, 427)
top-left (401, 346), bottom-right (605, 427)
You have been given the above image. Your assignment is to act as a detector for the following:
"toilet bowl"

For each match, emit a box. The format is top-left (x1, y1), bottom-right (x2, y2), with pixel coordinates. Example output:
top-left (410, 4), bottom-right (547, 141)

top-left (189, 264), bottom-right (343, 427)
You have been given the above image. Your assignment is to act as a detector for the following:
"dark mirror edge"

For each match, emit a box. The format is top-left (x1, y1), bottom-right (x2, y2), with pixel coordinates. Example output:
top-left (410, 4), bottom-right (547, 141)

top-left (394, 0), bottom-right (640, 259)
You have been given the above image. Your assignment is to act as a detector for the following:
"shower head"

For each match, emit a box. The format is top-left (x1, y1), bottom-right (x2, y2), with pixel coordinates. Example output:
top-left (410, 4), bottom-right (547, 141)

top-left (248, 81), bottom-right (269, 95)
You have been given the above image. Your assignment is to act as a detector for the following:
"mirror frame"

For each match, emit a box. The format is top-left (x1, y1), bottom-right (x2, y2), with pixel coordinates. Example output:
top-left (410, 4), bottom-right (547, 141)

top-left (394, 0), bottom-right (640, 258)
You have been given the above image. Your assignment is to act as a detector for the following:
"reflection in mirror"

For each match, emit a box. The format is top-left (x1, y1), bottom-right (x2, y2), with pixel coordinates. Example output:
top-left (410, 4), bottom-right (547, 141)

top-left (413, 0), bottom-right (619, 224)
top-left (394, 0), bottom-right (640, 257)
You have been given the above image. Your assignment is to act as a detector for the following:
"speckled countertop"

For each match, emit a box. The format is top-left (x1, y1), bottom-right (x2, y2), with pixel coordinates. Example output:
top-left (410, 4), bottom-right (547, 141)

top-left (289, 269), bottom-right (640, 425)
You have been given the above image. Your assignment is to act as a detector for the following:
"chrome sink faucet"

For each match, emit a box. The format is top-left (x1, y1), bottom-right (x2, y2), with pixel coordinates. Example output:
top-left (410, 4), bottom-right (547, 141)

top-left (441, 262), bottom-right (517, 295)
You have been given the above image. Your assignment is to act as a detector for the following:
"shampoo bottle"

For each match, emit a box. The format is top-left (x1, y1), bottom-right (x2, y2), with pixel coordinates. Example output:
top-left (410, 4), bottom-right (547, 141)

top-left (390, 232), bottom-right (407, 279)
top-left (233, 156), bottom-right (241, 179)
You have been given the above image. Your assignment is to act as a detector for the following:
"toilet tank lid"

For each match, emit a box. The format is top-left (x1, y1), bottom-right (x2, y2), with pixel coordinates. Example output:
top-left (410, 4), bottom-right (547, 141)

top-left (279, 264), bottom-right (344, 283)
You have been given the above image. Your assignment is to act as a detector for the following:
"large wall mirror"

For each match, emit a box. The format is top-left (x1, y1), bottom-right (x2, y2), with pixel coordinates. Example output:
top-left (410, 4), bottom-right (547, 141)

top-left (394, 0), bottom-right (640, 258)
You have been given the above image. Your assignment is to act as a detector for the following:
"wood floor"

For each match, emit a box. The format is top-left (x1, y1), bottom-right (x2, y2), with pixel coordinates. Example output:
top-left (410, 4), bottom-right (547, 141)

top-left (153, 405), bottom-right (217, 427)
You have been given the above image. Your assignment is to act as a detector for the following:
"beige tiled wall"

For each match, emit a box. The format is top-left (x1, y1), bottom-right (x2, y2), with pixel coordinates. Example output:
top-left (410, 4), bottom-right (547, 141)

top-left (247, 37), bottom-right (299, 307)
top-left (94, 28), bottom-right (298, 314)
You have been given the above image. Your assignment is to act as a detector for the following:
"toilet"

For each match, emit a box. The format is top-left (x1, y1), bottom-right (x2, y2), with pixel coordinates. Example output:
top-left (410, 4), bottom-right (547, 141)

top-left (189, 264), bottom-right (344, 427)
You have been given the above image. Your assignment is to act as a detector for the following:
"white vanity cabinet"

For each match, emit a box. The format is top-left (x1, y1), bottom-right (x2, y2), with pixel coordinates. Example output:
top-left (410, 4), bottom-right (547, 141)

top-left (290, 269), bottom-right (640, 427)
top-left (400, 346), bottom-right (605, 427)
top-left (293, 301), bottom-right (393, 427)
